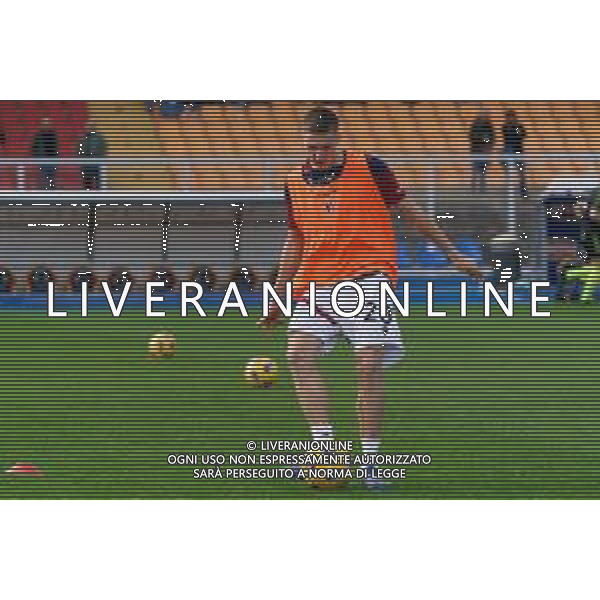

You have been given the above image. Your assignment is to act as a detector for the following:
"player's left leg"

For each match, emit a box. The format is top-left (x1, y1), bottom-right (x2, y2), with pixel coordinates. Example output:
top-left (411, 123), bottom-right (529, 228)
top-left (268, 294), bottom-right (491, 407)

top-left (339, 274), bottom-right (404, 490)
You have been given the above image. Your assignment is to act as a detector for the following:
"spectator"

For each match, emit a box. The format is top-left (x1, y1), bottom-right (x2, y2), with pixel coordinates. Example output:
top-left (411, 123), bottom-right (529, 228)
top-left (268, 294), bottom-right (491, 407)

top-left (556, 199), bottom-right (600, 302)
top-left (31, 117), bottom-right (58, 190)
top-left (502, 108), bottom-right (527, 197)
top-left (147, 100), bottom-right (207, 113)
top-left (469, 108), bottom-right (495, 193)
top-left (183, 101), bottom-right (215, 112)
top-left (159, 101), bottom-right (185, 118)
top-left (79, 121), bottom-right (107, 190)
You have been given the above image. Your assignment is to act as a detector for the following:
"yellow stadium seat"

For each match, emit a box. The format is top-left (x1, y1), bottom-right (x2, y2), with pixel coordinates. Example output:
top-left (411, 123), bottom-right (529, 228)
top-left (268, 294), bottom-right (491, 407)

top-left (87, 101), bottom-right (175, 190)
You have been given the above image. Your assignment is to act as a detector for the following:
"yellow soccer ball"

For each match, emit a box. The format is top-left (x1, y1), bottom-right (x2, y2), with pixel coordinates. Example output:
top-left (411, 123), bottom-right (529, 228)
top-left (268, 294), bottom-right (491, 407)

top-left (302, 452), bottom-right (350, 491)
top-left (148, 332), bottom-right (177, 359)
top-left (245, 357), bottom-right (278, 388)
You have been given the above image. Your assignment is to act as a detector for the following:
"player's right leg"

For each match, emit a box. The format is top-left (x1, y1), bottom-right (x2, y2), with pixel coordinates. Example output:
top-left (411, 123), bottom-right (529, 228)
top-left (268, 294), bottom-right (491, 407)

top-left (286, 331), bottom-right (333, 438)
top-left (288, 330), bottom-right (353, 491)
top-left (287, 299), bottom-right (338, 441)
top-left (287, 303), bottom-right (353, 490)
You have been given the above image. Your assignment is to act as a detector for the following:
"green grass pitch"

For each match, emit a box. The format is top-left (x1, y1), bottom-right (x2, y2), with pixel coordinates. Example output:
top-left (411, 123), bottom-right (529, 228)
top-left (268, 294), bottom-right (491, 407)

top-left (1, 304), bottom-right (599, 499)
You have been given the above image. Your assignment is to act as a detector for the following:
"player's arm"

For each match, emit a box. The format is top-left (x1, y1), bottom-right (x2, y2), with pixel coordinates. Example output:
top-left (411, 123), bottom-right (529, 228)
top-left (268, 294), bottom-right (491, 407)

top-left (399, 197), bottom-right (483, 279)
top-left (257, 186), bottom-right (303, 329)
top-left (368, 155), bottom-right (483, 279)
top-left (399, 198), bottom-right (460, 251)
top-left (272, 228), bottom-right (303, 298)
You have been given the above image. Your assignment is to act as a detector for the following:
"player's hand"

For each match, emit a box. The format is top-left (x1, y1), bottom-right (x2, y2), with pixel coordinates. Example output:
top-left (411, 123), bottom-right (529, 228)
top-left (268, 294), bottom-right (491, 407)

top-left (448, 252), bottom-right (484, 280)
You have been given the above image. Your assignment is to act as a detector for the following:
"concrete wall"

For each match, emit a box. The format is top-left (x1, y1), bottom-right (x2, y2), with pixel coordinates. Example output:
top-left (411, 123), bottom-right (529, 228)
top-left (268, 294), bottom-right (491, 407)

top-left (0, 187), bottom-right (545, 291)
top-left (0, 201), bottom-right (287, 291)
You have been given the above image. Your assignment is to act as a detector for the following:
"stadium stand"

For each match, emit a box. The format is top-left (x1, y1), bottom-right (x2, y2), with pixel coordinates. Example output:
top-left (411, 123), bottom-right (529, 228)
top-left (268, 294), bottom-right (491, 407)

top-left (141, 100), bottom-right (600, 195)
top-left (0, 101), bottom-right (87, 189)
top-left (3, 100), bottom-right (599, 194)
top-left (87, 101), bottom-right (175, 189)
top-left (1, 101), bottom-right (600, 292)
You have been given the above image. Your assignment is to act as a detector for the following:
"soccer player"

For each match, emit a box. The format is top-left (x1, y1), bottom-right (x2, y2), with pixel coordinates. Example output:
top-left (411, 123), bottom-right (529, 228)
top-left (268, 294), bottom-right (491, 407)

top-left (258, 107), bottom-right (482, 490)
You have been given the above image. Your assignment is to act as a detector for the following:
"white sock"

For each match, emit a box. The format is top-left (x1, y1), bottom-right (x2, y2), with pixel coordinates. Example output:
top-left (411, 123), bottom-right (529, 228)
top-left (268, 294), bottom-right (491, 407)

top-left (361, 439), bottom-right (381, 455)
top-left (311, 424), bottom-right (334, 441)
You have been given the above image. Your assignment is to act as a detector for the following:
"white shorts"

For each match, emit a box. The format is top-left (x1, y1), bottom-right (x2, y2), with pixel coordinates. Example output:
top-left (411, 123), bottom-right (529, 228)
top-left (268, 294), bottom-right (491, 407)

top-left (288, 273), bottom-right (404, 366)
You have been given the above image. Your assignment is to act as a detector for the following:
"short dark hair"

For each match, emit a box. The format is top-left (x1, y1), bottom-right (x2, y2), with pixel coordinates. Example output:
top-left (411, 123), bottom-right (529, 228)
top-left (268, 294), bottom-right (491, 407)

top-left (304, 107), bottom-right (339, 135)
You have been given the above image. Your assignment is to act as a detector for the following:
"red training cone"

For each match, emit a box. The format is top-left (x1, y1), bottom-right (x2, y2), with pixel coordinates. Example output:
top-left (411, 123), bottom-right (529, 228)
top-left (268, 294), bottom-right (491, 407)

top-left (5, 463), bottom-right (43, 476)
